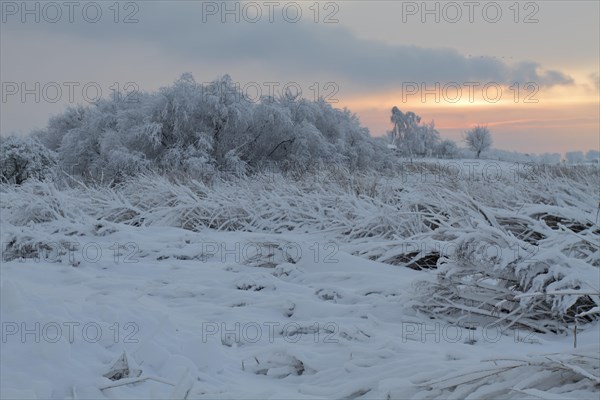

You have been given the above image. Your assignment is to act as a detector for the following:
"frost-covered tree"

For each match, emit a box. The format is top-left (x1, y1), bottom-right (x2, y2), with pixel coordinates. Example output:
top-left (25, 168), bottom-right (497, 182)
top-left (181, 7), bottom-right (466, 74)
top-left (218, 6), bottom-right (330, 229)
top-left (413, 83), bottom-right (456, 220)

top-left (35, 105), bottom-right (87, 151)
top-left (57, 99), bottom-right (120, 178)
top-left (389, 107), bottom-right (421, 161)
top-left (389, 107), bottom-right (421, 147)
top-left (435, 139), bottom-right (458, 158)
top-left (389, 106), bottom-right (403, 146)
top-left (465, 125), bottom-right (492, 158)
top-left (199, 74), bottom-right (252, 164)
top-left (0, 136), bottom-right (57, 184)
top-left (418, 121), bottom-right (440, 157)
top-left (389, 108), bottom-right (443, 161)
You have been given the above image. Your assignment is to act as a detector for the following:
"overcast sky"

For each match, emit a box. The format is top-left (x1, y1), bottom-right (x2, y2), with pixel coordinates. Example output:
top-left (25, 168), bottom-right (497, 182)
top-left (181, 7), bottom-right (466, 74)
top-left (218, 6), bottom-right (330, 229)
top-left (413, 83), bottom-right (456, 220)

top-left (1, 0), bottom-right (598, 154)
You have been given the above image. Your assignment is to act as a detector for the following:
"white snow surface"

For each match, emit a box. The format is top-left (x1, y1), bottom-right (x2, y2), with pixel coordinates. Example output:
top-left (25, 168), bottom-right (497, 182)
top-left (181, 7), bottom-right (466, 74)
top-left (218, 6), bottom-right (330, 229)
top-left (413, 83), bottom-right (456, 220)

top-left (1, 223), bottom-right (598, 399)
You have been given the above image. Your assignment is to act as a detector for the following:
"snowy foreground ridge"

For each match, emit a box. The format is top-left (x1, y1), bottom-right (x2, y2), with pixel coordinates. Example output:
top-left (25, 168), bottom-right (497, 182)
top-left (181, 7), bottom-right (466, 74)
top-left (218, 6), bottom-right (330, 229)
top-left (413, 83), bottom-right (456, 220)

top-left (1, 161), bottom-right (599, 399)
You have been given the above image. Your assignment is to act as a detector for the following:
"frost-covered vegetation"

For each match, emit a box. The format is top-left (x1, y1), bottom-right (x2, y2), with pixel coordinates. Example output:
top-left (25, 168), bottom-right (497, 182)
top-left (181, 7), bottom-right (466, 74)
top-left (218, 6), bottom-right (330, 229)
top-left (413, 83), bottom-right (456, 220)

top-left (7, 74), bottom-right (391, 184)
top-left (3, 162), bottom-right (598, 331)
top-left (1, 74), bottom-right (599, 399)
top-left (0, 136), bottom-right (57, 184)
top-left (2, 73), bottom-right (588, 186)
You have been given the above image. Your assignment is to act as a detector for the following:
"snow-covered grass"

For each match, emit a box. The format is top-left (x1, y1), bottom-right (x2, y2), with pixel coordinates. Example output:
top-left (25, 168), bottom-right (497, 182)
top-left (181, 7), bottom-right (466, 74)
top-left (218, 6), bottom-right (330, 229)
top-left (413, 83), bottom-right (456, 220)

top-left (1, 160), bottom-right (599, 399)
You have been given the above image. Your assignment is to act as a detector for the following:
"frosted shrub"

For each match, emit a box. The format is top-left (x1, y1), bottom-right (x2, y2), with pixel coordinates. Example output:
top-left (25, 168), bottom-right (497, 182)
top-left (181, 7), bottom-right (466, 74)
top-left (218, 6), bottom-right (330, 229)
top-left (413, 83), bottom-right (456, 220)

top-left (0, 136), bottom-right (56, 184)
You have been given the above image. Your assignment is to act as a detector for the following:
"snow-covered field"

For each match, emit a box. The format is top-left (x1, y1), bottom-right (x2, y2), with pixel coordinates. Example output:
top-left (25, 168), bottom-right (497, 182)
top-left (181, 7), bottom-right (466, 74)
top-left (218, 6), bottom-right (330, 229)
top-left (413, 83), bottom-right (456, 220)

top-left (1, 161), bottom-right (599, 399)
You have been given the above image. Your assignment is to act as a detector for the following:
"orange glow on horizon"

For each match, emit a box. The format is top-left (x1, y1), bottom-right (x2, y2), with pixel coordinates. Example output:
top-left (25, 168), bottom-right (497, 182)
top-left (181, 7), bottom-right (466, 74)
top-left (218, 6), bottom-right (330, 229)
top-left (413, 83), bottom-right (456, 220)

top-left (341, 81), bottom-right (599, 111)
top-left (336, 78), bottom-right (599, 153)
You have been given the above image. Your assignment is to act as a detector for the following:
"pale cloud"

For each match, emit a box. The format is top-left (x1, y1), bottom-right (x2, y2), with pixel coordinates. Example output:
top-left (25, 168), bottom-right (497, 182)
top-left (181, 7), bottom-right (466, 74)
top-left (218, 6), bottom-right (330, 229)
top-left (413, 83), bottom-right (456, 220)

top-left (0, 1), bottom-right (596, 153)
top-left (2, 2), bottom-right (574, 89)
